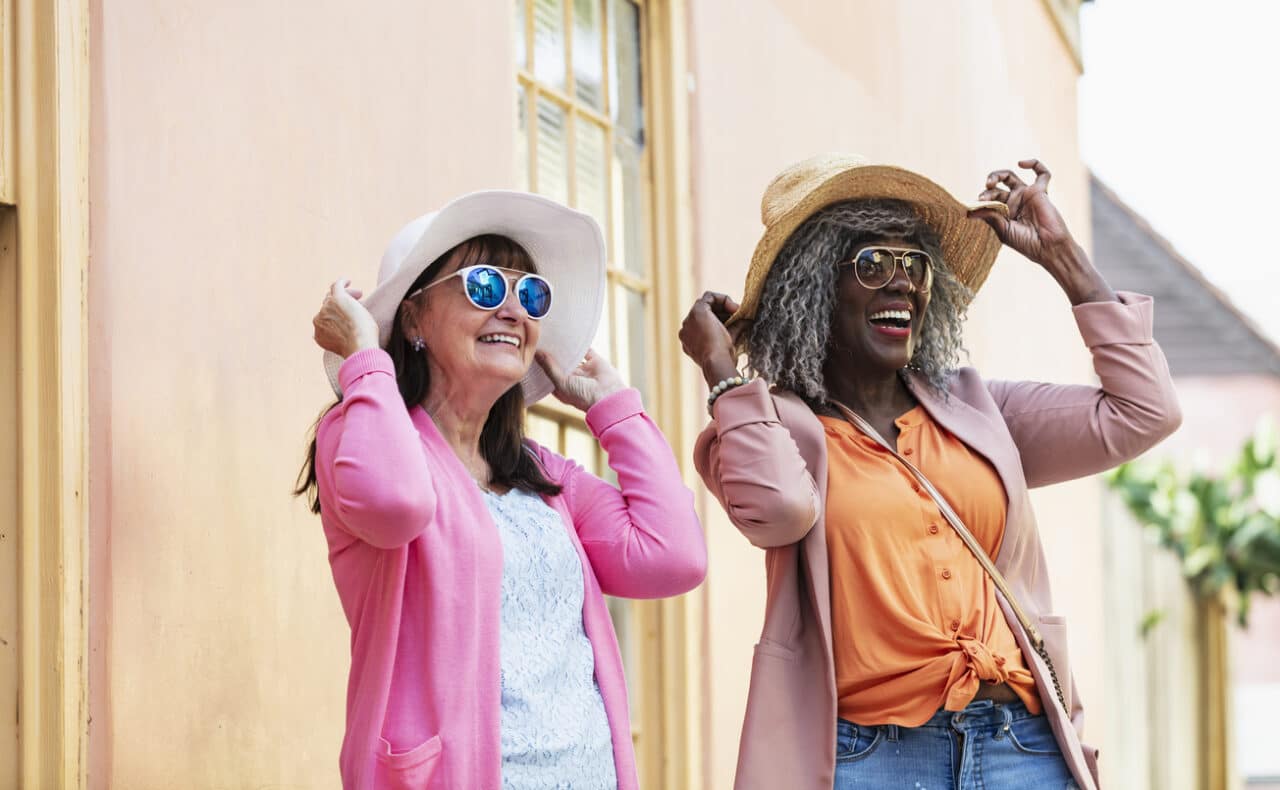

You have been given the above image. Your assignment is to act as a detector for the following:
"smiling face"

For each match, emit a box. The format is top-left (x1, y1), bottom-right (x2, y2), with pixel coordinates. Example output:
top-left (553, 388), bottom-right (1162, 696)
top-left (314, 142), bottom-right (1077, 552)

top-left (401, 236), bottom-right (543, 401)
top-left (828, 233), bottom-right (932, 376)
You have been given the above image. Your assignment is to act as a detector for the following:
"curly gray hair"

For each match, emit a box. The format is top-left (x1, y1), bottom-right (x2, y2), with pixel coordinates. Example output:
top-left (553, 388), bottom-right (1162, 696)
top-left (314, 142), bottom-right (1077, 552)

top-left (742, 199), bottom-right (971, 404)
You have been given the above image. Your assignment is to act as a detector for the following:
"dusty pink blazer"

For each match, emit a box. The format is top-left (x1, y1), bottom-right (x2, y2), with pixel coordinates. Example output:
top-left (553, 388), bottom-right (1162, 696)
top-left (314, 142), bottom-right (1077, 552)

top-left (316, 348), bottom-right (707, 789)
top-left (694, 293), bottom-right (1181, 790)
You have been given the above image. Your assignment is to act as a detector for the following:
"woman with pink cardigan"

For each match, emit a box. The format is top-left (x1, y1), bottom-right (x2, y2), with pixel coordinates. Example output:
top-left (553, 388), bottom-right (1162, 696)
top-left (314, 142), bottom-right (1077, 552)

top-left (295, 191), bottom-right (706, 790)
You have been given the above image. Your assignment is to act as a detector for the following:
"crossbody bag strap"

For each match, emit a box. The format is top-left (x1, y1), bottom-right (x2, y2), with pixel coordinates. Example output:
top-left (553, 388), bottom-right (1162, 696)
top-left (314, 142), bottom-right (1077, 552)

top-left (828, 400), bottom-right (1069, 714)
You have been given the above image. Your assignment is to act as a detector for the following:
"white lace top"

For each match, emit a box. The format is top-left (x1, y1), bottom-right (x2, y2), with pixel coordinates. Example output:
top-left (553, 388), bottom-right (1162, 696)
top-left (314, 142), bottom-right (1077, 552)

top-left (484, 486), bottom-right (618, 790)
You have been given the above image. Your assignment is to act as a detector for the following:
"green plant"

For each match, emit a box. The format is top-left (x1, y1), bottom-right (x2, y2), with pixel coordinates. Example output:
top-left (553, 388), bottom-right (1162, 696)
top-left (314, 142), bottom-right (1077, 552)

top-left (1107, 419), bottom-right (1280, 627)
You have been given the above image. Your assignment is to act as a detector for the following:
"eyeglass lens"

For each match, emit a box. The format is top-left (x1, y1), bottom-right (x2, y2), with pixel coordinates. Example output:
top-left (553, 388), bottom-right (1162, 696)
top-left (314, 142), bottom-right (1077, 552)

top-left (854, 248), bottom-right (932, 290)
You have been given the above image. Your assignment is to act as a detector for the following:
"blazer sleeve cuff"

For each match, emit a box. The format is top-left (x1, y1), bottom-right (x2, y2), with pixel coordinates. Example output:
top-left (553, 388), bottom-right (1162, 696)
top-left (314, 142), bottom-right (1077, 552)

top-left (586, 387), bottom-right (645, 435)
top-left (1073, 291), bottom-right (1154, 348)
top-left (338, 348), bottom-right (396, 391)
top-left (710, 378), bottom-right (780, 434)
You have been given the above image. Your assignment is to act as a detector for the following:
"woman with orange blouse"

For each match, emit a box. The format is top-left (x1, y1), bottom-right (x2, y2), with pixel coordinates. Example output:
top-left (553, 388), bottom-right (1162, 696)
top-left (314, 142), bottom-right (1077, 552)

top-left (679, 155), bottom-right (1181, 790)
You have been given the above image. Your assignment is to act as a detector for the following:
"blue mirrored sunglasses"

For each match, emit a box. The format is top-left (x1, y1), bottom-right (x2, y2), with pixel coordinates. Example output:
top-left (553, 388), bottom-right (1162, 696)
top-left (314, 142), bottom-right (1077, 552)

top-left (411, 265), bottom-right (553, 320)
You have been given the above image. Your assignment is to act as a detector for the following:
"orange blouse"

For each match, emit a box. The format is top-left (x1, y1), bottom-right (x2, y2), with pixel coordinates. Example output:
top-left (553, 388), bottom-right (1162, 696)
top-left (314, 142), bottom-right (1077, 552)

top-left (819, 406), bottom-right (1041, 726)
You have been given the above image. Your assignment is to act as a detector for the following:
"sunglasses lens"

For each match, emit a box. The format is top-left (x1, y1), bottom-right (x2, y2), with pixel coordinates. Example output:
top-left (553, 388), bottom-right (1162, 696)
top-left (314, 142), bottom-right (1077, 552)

top-left (464, 267), bottom-right (508, 309)
top-left (903, 252), bottom-right (933, 289)
top-left (517, 276), bottom-right (552, 319)
top-left (854, 248), bottom-right (893, 288)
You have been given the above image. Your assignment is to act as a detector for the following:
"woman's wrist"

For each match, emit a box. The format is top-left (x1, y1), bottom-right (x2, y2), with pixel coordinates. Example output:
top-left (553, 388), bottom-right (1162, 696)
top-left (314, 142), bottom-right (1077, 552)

top-left (344, 336), bottom-right (382, 358)
top-left (1042, 241), bottom-right (1117, 306)
top-left (700, 353), bottom-right (741, 388)
top-left (585, 382), bottom-right (628, 410)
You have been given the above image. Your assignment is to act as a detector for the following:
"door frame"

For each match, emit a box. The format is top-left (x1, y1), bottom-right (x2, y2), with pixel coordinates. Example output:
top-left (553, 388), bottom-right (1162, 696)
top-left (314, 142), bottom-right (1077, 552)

top-left (7, 0), bottom-right (91, 786)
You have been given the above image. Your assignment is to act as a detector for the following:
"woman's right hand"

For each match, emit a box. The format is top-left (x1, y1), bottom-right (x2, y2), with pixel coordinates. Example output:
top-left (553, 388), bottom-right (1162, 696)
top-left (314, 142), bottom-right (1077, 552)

top-left (679, 291), bottom-right (745, 387)
top-left (313, 279), bottom-right (381, 358)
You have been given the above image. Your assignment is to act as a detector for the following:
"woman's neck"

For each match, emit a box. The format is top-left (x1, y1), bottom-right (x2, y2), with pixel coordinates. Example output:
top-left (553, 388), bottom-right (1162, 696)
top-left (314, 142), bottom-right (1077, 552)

top-left (421, 386), bottom-right (498, 483)
top-left (824, 366), bottom-right (915, 420)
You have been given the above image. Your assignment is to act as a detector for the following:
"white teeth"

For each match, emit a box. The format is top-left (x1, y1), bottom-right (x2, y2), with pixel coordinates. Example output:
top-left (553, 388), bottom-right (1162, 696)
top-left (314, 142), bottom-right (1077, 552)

top-left (479, 334), bottom-right (521, 348)
top-left (869, 310), bottom-right (911, 321)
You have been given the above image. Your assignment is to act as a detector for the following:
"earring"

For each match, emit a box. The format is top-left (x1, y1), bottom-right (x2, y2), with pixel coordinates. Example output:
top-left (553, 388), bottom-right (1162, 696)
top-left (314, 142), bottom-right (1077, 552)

top-left (411, 336), bottom-right (425, 352)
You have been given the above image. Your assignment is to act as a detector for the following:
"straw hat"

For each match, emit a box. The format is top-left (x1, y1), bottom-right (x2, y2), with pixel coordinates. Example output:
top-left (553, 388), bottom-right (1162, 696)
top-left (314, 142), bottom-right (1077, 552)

top-left (322, 190), bottom-right (606, 404)
top-left (730, 153), bottom-right (1007, 324)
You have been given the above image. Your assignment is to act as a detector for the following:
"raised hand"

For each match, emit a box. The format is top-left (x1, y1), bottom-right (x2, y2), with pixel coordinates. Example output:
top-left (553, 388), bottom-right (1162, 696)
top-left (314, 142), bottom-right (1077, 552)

top-left (536, 348), bottom-right (627, 412)
top-left (970, 160), bottom-right (1117, 305)
top-left (679, 291), bottom-right (745, 387)
top-left (970, 159), bottom-right (1079, 266)
top-left (313, 279), bottom-right (380, 358)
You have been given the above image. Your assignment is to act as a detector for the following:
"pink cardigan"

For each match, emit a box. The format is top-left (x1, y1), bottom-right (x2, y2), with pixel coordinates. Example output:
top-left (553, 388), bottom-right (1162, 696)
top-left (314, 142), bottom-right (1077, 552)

top-left (315, 348), bottom-right (707, 789)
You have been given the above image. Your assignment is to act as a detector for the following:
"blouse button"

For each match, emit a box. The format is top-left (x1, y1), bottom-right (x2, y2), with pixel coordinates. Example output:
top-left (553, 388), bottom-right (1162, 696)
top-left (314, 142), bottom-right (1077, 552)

top-left (904, 448), bottom-right (914, 456)
top-left (928, 524), bottom-right (940, 535)
top-left (941, 568), bottom-right (952, 580)
top-left (950, 619), bottom-right (961, 631)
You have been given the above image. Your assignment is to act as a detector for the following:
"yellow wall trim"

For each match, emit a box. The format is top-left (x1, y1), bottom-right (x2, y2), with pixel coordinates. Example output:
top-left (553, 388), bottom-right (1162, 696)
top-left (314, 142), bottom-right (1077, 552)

top-left (1042, 0), bottom-right (1086, 73)
top-left (643, 1), bottom-right (704, 786)
top-left (15, 0), bottom-right (91, 786)
top-left (1, 0), bottom-right (14, 204)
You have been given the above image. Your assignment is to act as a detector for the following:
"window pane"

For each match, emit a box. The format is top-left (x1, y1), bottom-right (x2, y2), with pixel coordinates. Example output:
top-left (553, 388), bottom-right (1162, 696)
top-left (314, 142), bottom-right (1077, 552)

top-left (515, 0), bottom-right (528, 71)
top-left (575, 119), bottom-right (609, 233)
top-left (533, 0), bottom-right (567, 91)
top-left (607, 596), bottom-right (637, 706)
top-left (612, 136), bottom-right (646, 276)
top-left (624, 287), bottom-right (649, 403)
top-left (613, 285), bottom-right (649, 402)
top-left (526, 411), bottom-right (561, 450)
top-left (573, 0), bottom-right (605, 111)
top-left (535, 96), bottom-right (570, 206)
top-left (592, 288), bottom-right (612, 373)
top-left (608, 1), bottom-right (646, 277)
top-left (516, 85), bottom-right (530, 192)
top-left (609, 0), bottom-right (643, 138)
top-left (564, 424), bottom-right (600, 478)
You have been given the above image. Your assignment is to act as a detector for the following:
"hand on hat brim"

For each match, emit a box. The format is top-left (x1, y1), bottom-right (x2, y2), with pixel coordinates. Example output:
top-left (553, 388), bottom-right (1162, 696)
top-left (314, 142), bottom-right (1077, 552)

top-left (968, 203), bottom-right (1010, 239)
top-left (536, 348), bottom-right (626, 414)
top-left (314, 278), bottom-right (379, 359)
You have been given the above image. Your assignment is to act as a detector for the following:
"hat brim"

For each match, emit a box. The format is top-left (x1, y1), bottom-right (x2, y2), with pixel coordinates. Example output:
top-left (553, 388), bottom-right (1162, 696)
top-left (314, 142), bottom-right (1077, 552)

top-left (323, 191), bottom-right (606, 404)
top-left (731, 165), bottom-right (1006, 324)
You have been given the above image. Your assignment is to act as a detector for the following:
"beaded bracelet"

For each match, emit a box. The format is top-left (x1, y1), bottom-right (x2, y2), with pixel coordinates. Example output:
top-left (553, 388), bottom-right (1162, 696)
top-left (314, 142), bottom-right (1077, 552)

top-left (706, 374), bottom-right (750, 415)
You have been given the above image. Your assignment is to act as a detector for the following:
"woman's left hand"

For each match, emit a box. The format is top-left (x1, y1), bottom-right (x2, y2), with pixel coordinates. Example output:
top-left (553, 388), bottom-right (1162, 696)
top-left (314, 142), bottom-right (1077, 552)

top-left (970, 159), bottom-right (1078, 266)
top-left (971, 159), bottom-right (1117, 305)
top-left (537, 348), bottom-right (627, 412)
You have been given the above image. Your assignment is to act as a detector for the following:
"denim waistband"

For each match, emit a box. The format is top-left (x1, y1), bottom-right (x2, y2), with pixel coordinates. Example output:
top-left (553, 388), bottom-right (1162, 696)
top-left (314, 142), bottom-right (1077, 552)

top-left (838, 698), bottom-right (1039, 741)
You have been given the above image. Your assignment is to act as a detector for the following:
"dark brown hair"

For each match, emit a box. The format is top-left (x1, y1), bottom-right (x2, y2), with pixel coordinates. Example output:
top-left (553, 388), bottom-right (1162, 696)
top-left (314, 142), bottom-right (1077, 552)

top-left (294, 234), bottom-right (562, 514)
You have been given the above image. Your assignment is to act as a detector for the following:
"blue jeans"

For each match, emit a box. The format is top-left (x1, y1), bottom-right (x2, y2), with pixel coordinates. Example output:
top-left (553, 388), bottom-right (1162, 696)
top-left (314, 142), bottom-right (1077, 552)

top-left (834, 699), bottom-right (1078, 790)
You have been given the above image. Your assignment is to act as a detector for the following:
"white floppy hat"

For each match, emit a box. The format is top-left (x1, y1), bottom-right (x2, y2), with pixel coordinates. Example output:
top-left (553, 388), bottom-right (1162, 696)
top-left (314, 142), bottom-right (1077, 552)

top-left (322, 190), bottom-right (606, 404)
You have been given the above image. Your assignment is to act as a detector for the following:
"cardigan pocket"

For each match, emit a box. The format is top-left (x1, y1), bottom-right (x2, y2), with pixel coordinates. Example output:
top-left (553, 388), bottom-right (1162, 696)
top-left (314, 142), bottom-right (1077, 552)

top-left (375, 734), bottom-right (443, 790)
top-left (1037, 614), bottom-right (1073, 713)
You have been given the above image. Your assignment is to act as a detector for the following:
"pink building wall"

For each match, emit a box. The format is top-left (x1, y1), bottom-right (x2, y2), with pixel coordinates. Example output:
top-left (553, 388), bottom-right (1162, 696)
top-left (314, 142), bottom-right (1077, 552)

top-left (87, 3), bottom-right (519, 787)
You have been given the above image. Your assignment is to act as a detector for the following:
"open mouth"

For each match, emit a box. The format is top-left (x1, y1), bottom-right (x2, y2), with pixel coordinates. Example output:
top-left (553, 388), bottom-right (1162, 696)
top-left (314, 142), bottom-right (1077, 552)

top-left (479, 333), bottom-right (521, 349)
top-left (868, 309), bottom-right (912, 332)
